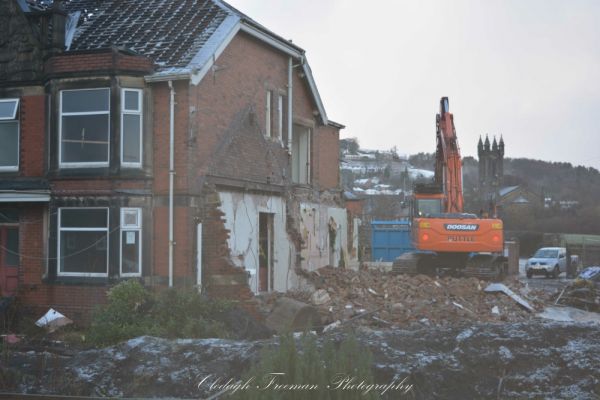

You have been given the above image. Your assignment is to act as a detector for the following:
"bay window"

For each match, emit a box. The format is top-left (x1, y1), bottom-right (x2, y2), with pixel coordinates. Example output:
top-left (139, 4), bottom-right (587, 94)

top-left (59, 88), bottom-right (110, 167)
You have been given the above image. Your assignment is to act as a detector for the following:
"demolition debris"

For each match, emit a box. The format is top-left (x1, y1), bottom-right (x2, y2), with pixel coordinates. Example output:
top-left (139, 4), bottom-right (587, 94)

top-left (257, 266), bottom-right (545, 329)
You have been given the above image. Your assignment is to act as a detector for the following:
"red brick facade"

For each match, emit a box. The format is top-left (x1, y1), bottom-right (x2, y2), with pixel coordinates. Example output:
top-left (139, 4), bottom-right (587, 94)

top-left (1, 4), bottom-right (343, 324)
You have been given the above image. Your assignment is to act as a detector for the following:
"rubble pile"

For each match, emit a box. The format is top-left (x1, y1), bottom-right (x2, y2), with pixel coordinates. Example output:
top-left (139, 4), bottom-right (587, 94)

top-left (278, 266), bottom-right (544, 328)
top-left (554, 279), bottom-right (600, 312)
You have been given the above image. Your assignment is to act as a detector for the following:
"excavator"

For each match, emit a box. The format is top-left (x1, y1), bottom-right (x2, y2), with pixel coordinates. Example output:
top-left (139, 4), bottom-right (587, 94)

top-left (393, 97), bottom-right (507, 279)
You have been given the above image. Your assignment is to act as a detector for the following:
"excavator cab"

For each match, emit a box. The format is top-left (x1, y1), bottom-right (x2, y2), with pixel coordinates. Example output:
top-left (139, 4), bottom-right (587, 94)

top-left (413, 195), bottom-right (443, 217)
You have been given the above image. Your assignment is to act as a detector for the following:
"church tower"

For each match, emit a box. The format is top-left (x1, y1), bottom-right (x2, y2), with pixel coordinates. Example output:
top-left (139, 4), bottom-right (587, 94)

top-left (478, 134), bottom-right (504, 204)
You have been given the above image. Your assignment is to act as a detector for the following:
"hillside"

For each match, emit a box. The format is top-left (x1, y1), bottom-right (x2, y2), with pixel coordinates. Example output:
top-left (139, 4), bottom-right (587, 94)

top-left (408, 153), bottom-right (600, 234)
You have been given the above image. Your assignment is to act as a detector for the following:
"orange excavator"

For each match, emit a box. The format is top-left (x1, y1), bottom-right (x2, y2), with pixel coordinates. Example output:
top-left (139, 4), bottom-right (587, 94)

top-left (393, 97), bottom-right (507, 278)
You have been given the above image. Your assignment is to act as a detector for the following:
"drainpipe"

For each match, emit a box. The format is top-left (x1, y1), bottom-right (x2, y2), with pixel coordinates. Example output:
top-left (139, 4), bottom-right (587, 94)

top-left (168, 80), bottom-right (175, 287)
top-left (287, 57), bottom-right (293, 151)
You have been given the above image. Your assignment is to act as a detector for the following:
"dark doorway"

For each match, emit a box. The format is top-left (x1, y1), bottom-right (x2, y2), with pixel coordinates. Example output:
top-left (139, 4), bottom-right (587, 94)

top-left (0, 226), bottom-right (19, 297)
top-left (258, 213), bottom-right (274, 292)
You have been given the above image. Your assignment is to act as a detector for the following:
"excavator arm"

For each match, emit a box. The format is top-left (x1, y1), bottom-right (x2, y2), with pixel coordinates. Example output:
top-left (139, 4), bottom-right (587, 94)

top-left (435, 97), bottom-right (464, 213)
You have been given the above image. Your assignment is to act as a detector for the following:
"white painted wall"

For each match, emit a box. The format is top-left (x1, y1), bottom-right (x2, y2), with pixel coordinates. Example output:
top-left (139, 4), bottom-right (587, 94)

top-left (218, 191), bottom-right (292, 293)
top-left (219, 191), bottom-right (355, 293)
top-left (298, 203), bottom-right (349, 270)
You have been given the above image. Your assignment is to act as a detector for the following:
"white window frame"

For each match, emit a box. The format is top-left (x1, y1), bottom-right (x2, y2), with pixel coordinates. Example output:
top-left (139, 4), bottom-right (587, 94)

top-left (265, 90), bottom-right (272, 137)
top-left (57, 207), bottom-right (109, 277)
top-left (0, 98), bottom-right (20, 172)
top-left (120, 89), bottom-right (143, 168)
top-left (277, 94), bottom-right (284, 141)
top-left (120, 207), bottom-right (142, 277)
top-left (291, 125), bottom-right (312, 184)
top-left (59, 88), bottom-right (110, 168)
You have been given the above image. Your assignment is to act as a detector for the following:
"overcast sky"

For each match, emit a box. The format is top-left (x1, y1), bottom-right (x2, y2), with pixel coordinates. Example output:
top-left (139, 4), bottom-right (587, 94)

top-left (228, 0), bottom-right (600, 169)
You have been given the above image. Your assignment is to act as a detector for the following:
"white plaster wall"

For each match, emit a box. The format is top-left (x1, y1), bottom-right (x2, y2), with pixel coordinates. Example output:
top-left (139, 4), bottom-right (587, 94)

top-left (218, 191), bottom-right (292, 293)
top-left (299, 203), bottom-right (349, 270)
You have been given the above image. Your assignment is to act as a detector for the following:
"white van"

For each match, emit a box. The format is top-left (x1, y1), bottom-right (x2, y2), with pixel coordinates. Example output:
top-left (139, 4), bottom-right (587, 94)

top-left (525, 247), bottom-right (567, 278)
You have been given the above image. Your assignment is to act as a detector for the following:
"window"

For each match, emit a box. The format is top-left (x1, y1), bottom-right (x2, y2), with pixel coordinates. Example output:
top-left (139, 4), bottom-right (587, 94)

top-left (0, 99), bottom-right (19, 171)
top-left (120, 208), bottom-right (141, 276)
top-left (416, 198), bottom-right (442, 217)
top-left (58, 208), bottom-right (109, 276)
top-left (265, 90), bottom-right (274, 138)
top-left (277, 95), bottom-right (285, 141)
top-left (121, 89), bottom-right (143, 167)
top-left (60, 88), bottom-right (110, 167)
top-left (291, 124), bottom-right (311, 184)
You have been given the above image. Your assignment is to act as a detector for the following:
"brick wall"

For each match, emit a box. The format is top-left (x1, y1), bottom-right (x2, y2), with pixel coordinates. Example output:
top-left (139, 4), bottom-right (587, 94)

top-left (152, 81), bottom-right (190, 194)
top-left (189, 32), bottom-right (340, 190)
top-left (315, 124), bottom-right (340, 190)
top-left (45, 51), bottom-right (153, 76)
top-left (19, 95), bottom-right (45, 177)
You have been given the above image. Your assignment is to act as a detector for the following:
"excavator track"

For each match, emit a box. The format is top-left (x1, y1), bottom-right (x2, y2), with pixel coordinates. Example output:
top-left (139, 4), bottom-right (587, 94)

top-left (392, 252), bottom-right (507, 280)
top-left (392, 252), bottom-right (419, 275)
top-left (462, 254), bottom-right (507, 280)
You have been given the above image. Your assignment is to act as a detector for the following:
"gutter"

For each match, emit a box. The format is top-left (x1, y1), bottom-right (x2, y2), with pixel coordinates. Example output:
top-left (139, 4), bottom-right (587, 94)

top-left (168, 80), bottom-right (175, 287)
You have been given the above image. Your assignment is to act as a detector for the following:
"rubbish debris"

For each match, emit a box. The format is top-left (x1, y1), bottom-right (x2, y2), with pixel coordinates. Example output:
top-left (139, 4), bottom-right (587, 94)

top-left (323, 320), bottom-right (341, 333)
top-left (492, 306), bottom-right (500, 315)
top-left (553, 279), bottom-right (599, 312)
top-left (265, 298), bottom-right (320, 334)
top-left (35, 308), bottom-right (73, 332)
top-left (485, 283), bottom-right (534, 312)
top-left (1, 334), bottom-right (22, 344)
top-left (538, 306), bottom-right (600, 324)
top-left (578, 266), bottom-right (600, 282)
top-left (262, 266), bottom-right (540, 329)
top-left (310, 289), bottom-right (331, 305)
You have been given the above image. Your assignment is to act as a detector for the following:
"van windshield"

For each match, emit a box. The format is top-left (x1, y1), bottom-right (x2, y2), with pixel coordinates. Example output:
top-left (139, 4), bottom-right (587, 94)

top-left (533, 249), bottom-right (559, 258)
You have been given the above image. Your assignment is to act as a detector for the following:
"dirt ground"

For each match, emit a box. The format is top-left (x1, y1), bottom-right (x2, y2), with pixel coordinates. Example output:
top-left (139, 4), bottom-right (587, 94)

top-left (2, 321), bottom-right (600, 399)
top-left (2, 267), bottom-right (599, 399)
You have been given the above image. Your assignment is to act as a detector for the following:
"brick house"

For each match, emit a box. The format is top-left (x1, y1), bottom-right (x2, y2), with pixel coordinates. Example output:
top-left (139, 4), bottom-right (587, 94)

top-left (0, 0), bottom-right (351, 322)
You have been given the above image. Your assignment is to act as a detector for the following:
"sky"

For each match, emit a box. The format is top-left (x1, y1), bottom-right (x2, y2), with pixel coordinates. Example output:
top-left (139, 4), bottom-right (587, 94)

top-left (227, 0), bottom-right (600, 169)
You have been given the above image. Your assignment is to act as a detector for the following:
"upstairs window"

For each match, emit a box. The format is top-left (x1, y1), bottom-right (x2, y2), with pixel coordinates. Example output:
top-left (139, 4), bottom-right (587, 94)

top-left (265, 90), bottom-right (273, 137)
top-left (121, 89), bottom-right (143, 167)
top-left (0, 99), bottom-right (19, 171)
top-left (277, 94), bottom-right (285, 141)
top-left (60, 88), bottom-right (110, 167)
top-left (291, 124), bottom-right (311, 184)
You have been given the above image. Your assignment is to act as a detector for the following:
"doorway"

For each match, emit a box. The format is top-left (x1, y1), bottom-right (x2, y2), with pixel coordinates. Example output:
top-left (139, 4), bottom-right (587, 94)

top-left (258, 213), bottom-right (274, 292)
top-left (0, 226), bottom-right (19, 297)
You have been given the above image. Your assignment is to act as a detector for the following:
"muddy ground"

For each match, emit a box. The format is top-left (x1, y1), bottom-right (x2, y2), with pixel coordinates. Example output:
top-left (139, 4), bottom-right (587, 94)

top-left (2, 267), bottom-right (599, 399)
top-left (1, 321), bottom-right (600, 399)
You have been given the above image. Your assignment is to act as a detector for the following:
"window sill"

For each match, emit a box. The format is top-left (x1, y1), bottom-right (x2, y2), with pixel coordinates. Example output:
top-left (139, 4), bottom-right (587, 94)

top-left (43, 276), bottom-right (110, 286)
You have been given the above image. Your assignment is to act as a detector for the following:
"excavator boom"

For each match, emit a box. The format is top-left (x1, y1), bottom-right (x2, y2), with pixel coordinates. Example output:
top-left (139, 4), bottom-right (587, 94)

top-left (393, 97), bottom-right (507, 279)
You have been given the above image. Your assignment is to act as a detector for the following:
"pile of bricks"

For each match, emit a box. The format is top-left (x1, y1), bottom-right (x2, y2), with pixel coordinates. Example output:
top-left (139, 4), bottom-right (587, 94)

top-left (282, 266), bottom-right (543, 329)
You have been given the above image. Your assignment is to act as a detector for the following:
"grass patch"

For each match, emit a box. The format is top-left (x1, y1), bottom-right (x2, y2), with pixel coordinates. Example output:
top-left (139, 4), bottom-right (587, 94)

top-left (232, 332), bottom-right (380, 400)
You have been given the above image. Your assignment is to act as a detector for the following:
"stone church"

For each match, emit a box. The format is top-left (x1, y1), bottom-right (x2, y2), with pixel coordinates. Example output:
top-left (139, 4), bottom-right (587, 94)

top-left (478, 134), bottom-right (505, 206)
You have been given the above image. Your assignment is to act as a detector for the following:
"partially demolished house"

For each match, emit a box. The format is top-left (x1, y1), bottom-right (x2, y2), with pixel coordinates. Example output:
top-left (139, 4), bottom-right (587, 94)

top-left (0, 0), bottom-right (350, 322)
